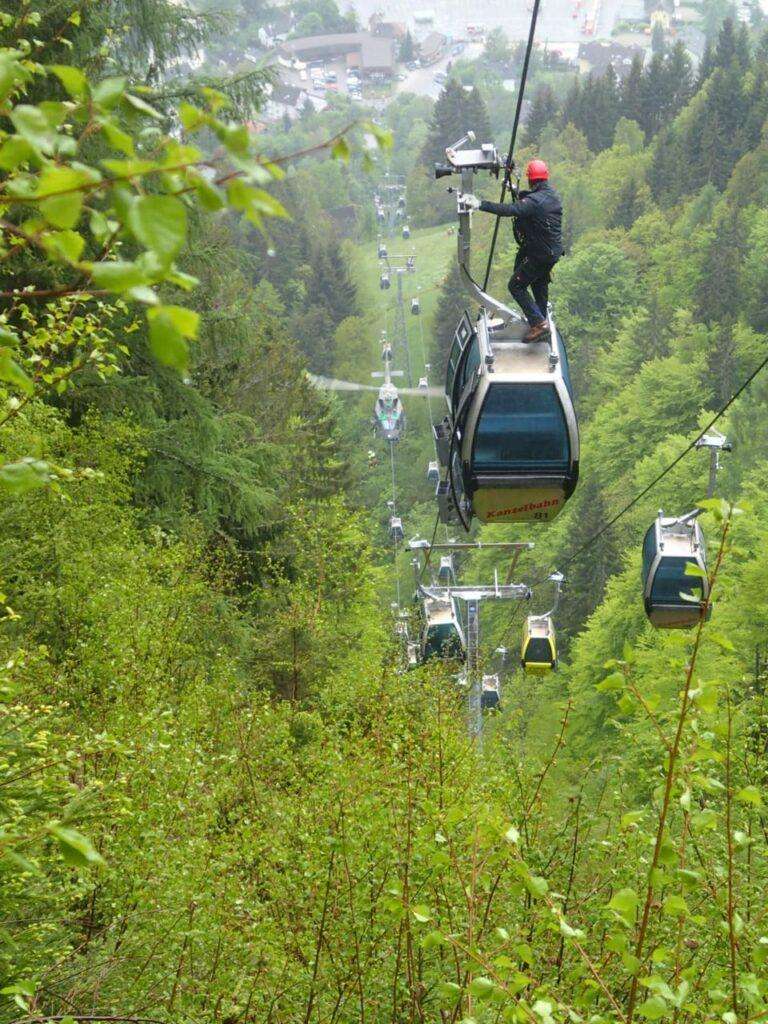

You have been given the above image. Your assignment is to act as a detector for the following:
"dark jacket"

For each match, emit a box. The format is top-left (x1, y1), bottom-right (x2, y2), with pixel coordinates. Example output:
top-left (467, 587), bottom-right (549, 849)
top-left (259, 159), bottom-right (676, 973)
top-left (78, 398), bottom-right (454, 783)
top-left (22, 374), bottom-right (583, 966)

top-left (480, 181), bottom-right (564, 261)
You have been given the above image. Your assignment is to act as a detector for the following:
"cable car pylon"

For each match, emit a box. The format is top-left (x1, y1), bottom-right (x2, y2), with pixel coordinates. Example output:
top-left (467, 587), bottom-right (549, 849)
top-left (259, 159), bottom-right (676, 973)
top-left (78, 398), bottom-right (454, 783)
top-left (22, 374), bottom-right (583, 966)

top-left (410, 538), bottom-right (533, 744)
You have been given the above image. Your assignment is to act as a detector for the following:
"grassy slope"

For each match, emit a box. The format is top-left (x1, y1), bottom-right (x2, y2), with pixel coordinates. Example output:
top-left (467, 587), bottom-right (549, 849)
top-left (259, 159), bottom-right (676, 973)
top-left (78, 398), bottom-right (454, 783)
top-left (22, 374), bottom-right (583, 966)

top-left (334, 225), bottom-right (455, 600)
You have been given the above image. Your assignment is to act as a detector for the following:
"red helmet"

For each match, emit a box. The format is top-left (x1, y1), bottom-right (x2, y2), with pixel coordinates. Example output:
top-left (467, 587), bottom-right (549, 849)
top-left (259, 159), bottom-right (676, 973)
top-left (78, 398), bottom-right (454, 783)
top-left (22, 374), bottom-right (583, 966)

top-left (526, 159), bottom-right (549, 182)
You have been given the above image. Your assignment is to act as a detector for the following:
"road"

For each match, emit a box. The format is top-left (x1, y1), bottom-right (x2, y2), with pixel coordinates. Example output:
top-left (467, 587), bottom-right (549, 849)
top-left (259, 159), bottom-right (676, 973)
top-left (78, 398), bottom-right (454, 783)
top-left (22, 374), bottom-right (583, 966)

top-left (395, 42), bottom-right (484, 99)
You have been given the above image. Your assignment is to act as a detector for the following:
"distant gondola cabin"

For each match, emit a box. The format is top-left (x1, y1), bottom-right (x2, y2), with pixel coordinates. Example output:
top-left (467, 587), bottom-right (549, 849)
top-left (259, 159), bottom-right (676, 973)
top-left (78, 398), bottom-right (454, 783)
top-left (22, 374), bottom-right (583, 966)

top-left (521, 615), bottom-right (557, 673)
top-left (642, 511), bottom-right (710, 629)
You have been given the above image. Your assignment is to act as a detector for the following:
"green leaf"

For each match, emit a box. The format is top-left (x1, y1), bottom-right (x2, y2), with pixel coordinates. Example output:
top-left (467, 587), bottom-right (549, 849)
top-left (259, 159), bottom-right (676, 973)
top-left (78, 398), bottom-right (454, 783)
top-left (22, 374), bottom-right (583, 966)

top-left (436, 981), bottom-right (461, 1005)
top-left (559, 917), bottom-right (585, 939)
top-left (622, 952), bottom-right (641, 974)
top-left (597, 671), bottom-right (625, 693)
top-left (40, 191), bottom-right (84, 229)
top-left (331, 136), bottom-right (351, 163)
top-left (101, 157), bottom-right (157, 177)
top-left (606, 932), bottom-right (627, 954)
top-left (123, 92), bottom-right (163, 119)
top-left (193, 175), bottom-right (224, 211)
top-left (226, 179), bottom-right (289, 226)
top-left (411, 904), bottom-right (432, 923)
top-left (42, 229), bottom-right (85, 263)
top-left (621, 810), bottom-right (644, 829)
top-left (691, 807), bottom-right (719, 831)
top-left (637, 997), bottom-right (668, 1020)
top-left (422, 929), bottom-right (446, 949)
top-left (216, 122), bottom-right (250, 156)
top-left (49, 825), bottom-right (105, 868)
top-left (0, 137), bottom-right (34, 170)
top-left (92, 76), bottom-right (127, 109)
top-left (515, 942), bottom-right (533, 964)
top-left (1, 850), bottom-right (38, 874)
top-left (684, 561), bottom-right (708, 578)
top-left (0, 50), bottom-right (31, 103)
top-left (49, 64), bottom-right (88, 99)
top-left (532, 1000), bottom-right (554, 1024)
top-left (179, 102), bottom-right (209, 131)
top-left (468, 976), bottom-right (495, 999)
top-left (201, 86), bottom-right (230, 112)
top-left (100, 119), bottom-right (135, 156)
top-left (0, 457), bottom-right (53, 495)
top-left (607, 888), bottom-right (639, 924)
top-left (89, 261), bottom-right (148, 293)
top-left (146, 305), bottom-right (199, 371)
top-left (735, 785), bottom-right (762, 806)
top-left (0, 349), bottom-right (33, 393)
top-left (10, 104), bottom-right (56, 154)
top-left (363, 120), bottom-right (393, 149)
top-left (0, 325), bottom-right (19, 347)
top-left (1, 980), bottom-right (35, 997)
top-left (676, 868), bottom-right (701, 889)
top-left (126, 285), bottom-right (159, 305)
top-left (128, 194), bottom-right (187, 261)
top-left (662, 894), bottom-right (688, 918)
top-left (166, 268), bottom-right (200, 291)
top-left (525, 875), bottom-right (548, 898)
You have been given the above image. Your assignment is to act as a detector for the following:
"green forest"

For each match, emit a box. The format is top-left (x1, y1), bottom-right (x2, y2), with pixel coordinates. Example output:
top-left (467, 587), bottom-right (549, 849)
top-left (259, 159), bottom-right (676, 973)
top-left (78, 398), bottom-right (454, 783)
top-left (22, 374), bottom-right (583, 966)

top-left (2, 1), bottom-right (768, 1023)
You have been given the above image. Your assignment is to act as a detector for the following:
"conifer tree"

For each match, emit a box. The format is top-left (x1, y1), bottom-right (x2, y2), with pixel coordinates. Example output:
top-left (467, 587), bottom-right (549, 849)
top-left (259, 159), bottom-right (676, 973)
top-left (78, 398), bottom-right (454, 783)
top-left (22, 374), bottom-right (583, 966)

top-left (526, 84), bottom-right (558, 145)
top-left (651, 20), bottom-right (666, 54)
top-left (420, 81), bottom-right (491, 167)
top-left (648, 127), bottom-right (682, 204)
top-left (400, 30), bottom-right (415, 63)
top-left (620, 54), bottom-right (645, 129)
top-left (698, 41), bottom-right (716, 84)
top-left (714, 16), bottom-right (738, 68)
top-left (433, 260), bottom-right (468, 378)
top-left (611, 177), bottom-right (644, 228)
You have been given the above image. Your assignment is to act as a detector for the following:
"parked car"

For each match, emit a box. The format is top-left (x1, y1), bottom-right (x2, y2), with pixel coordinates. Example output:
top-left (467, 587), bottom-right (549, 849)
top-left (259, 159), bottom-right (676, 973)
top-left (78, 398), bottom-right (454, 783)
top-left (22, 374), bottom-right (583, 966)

top-left (433, 71), bottom-right (447, 84)
top-left (325, 70), bottom-right (337, 82)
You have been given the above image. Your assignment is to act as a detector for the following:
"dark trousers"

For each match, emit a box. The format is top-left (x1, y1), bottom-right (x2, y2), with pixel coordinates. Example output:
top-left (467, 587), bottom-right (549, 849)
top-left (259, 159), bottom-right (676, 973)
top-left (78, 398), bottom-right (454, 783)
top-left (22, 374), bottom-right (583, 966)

top-left (508, 251), bottom-right (558, 326)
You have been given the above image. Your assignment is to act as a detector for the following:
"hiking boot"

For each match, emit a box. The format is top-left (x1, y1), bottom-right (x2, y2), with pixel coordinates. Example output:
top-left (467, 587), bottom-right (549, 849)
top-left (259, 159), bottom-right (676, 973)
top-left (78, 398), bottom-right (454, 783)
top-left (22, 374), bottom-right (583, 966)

top-left (522, 320), bottom-right (550, 343)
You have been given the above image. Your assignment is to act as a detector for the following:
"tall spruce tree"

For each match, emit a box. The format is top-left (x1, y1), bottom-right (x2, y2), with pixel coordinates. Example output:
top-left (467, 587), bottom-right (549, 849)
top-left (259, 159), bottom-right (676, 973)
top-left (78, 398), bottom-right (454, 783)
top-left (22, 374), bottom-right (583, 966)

top-left (620, 54), bottom-right (645, 129)
top-left (420, 81), bottom-right (491, 167)
top-left (611, 177), bottom-right (644, 228)
top-left (526, 84), bottom-right (558, 145)
top-left (698, 41), bottom-right (716, 85)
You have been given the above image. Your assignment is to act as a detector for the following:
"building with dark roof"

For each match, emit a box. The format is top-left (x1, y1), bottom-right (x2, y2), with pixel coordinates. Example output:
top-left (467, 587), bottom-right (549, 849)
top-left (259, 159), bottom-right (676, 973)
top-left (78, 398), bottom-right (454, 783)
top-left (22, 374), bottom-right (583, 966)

top-left (280, 32), bottom-right (396, 77)
top-left (578, 39), bottom-right (646, 76)
top-left (263, 83), bottom-right (309, 122)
